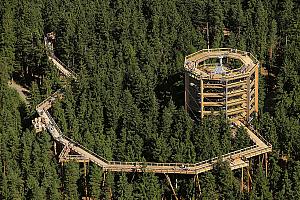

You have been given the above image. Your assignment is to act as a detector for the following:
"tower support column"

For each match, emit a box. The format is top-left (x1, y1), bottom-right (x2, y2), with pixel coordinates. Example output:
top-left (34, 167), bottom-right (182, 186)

top-left (185, 72), bottom-right (190, 112)
top-left (255, 65), bottom-right (259, 113)
top-left (200, 79), bottom-right (204, 118)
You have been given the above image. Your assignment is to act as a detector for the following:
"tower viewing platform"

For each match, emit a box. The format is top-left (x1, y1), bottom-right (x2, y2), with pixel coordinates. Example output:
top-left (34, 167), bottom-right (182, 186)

top-left (184, 48), bottom-right (259, 121)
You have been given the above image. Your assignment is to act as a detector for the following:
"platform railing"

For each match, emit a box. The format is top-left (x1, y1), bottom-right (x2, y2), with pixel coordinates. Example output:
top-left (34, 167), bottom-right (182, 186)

top-left (49, 54), bottom-right (77, 78)
top-left (44, 110), bottom-right (109, 164)
top-left (36, 89), bottom-right (64, 111)
top-left (185, 48), bottom-right (258, 67)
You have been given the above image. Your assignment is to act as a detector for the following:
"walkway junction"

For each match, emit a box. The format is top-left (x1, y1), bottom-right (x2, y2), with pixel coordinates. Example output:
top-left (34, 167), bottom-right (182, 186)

top-left (32, 33), bottom-right (272, 195)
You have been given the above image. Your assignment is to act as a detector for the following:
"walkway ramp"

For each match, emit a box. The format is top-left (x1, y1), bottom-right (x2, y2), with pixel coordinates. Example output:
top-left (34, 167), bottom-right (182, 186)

top-left (34, 69), bottom-right (271, 175)
top-left (33, 43), bottom-right (272, 175)
top-left (48, 55), bottom-right (77, 80)
top-left (36, 89), bottom-right (64, 111)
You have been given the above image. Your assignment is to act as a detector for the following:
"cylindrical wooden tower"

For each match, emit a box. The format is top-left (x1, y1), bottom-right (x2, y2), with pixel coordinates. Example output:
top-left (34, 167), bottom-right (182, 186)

top-left (184, 48), bottom-right (259, 122)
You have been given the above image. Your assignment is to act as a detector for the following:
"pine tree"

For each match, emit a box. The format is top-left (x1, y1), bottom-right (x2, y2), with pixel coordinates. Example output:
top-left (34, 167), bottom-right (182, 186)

top-left (213, 161), bottom-right (241, 200)
top-left (275, 170), bottom-right (293, 200)
top-left (64, 163), bottom-right (80, 200)
top-left (116, 174), bottom-right (133, 200)
top-left (292, 161), bottom-right (300, 199)
top-left (234, 126), bottom-right (252, 150)
top-left (251, 164), bottom-right (272, 200)
top-left (201, 172), bottom-right (218, 200)
top-left (133, 173), bottom-right (162, 199)
top-left (88, 164), bottom-right (103, 199)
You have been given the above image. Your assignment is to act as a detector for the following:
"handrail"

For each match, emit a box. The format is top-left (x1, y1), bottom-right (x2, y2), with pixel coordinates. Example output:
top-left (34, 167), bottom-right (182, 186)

top-left (194, 145), bottom-right (257, 166)
top-left (36, 89), bottom-right (64, 111)
top-left (44, 110), bottom-right (109, 164)
top-left (62, 134), bottom-right (109, 164)
top-left (108, 161), bottom-right (196, 168)
top-left (246, 125), bottom-right (272, 147)
top-left (106, 144), bottom-right (259, 168)
top-left (49, 54), bottom-right (77, 78)
top-left (44, 37), bottom-right (77, 79)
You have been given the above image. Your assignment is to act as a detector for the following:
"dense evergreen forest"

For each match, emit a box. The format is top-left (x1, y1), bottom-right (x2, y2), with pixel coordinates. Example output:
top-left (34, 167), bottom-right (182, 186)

top-left (0, 0), bottom-right (300, 199)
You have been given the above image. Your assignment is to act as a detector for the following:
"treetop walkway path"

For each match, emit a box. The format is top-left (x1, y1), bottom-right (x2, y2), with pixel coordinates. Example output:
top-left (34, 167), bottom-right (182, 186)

top-left (32, 34), bottom-right (272, 175)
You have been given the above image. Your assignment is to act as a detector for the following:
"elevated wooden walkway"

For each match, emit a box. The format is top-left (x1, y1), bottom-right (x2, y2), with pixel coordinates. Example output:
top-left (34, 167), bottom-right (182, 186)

top-left (48, 55), bottom-right (77, 79)
top-left (37, 96), bottom-right (271, 174)
top-left (32, 52), bottom-right (272, 174)
top-left (32, 49), bottom-right (272, 174)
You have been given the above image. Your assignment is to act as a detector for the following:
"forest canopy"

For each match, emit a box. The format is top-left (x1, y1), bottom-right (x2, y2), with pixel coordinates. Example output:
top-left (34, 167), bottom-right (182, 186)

top-left (0, 0), bottom-right (300, 199)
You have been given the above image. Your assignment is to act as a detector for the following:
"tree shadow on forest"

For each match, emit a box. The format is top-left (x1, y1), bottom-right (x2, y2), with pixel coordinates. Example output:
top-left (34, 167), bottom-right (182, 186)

top-left (18, 102), bottom-right (34, 131)
top-left (155, 72), bottom-right (185, 110)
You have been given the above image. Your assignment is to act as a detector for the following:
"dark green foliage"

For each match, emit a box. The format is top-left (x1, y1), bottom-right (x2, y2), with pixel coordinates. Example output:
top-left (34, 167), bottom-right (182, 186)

top-left (250, 164), bottom-right (272, 200)
top-left (201, 172), bottom-right (218, 200)
top-left (133, 173), bottom-right (162, 199)
top-left (233, 126), bottom-right (252, 150)
top-left (1, 0), bottom-right (300, 199)
top-left (213, 161), bottom-right (241, 200)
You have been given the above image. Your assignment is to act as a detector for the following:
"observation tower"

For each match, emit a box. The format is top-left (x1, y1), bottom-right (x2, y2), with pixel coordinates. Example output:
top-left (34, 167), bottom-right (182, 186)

top-left (184, 48), bottom-right (259, 121)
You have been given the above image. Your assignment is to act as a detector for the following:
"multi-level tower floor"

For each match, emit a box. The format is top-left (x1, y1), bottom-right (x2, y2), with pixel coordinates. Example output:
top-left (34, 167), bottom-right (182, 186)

top-left (184, 48), bottom-right (259, 122)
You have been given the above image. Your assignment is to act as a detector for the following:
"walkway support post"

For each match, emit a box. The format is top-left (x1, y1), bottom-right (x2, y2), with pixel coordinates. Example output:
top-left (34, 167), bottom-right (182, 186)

top-left (102, 172), bottom-right (106, 187)
top-left (265, 153), bottom-right (268, 177)
top-left (185, 72), bottom-right (189, 112)
top-left (54, 141), bottom-right (57, 155)
top-left (200, 79), bottom-right (204, 118)
top-left (84, 162), bottom-right (88, 198)
top-left (195, 174), bottom-right (202, 198)
top-left (247, 166), bottom-right (252, 193)
top-left (164, 174), bottom-right (178, 200)
top-left (241, 167), bottom-right (244, 192)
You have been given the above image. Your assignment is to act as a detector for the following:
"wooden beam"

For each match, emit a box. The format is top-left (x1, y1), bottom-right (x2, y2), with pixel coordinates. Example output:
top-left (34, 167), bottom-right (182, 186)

top-left (246, 76), bottom-right (250, 121)
top-left (164, 174), bottom-right (178, 200)
top-left (84, 162), bottom-right (88, 198)
top-left (185, 72), bottom-right (189, 112)
top-left (265, 153), bottom-right (268, 177)
top-left (247, 166), bottom-right (252, 193)
top-left (195, 174), bottom-right (202, 197)
top-left (200, 79), bottom-right (204, 118)
top-left (241, 167), bottom-right (244, 192)
top-left (102, 172), bottom-right (106, 187)
top-left (254, 65), bottom-right (259, 113)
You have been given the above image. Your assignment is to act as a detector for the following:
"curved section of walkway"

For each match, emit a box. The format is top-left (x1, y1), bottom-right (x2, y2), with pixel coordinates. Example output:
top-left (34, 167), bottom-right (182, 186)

top-left (35, 47), bottom-right (271, 174)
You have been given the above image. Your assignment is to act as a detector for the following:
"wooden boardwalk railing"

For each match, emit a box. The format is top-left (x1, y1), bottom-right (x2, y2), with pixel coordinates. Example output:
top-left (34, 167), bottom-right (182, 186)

top-left (34, 46), bottom-right (272, 174)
